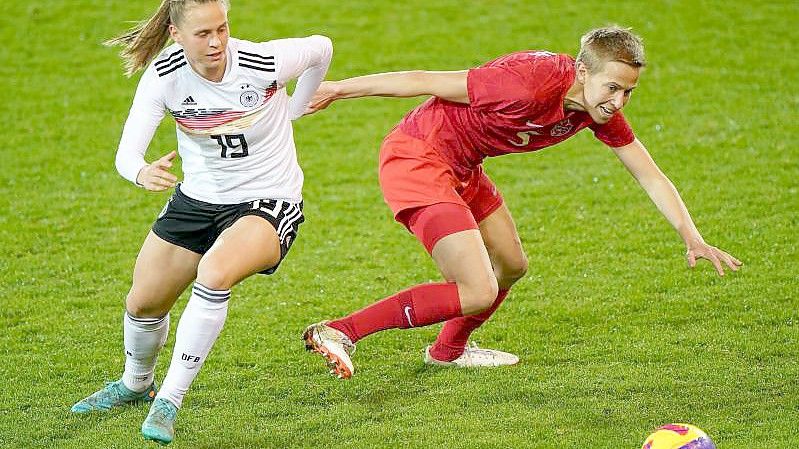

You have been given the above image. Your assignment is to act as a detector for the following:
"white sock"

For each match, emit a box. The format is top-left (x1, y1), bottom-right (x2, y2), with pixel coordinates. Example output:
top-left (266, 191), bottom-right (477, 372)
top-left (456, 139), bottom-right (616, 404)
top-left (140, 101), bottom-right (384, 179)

top-left (122, 312), bottom-right (170, 392)
top-left (157, 283), bottom-right (230, 408)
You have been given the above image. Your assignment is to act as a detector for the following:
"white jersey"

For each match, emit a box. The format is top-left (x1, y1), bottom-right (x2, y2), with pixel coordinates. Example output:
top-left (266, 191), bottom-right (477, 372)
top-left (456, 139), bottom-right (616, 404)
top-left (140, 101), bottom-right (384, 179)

top-left (115, 36), bottom-right (332, 204)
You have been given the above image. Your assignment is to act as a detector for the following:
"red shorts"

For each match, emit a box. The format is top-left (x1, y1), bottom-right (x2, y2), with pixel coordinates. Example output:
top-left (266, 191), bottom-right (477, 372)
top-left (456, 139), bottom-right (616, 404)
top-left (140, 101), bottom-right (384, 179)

top-left (379, 128), bottom-right (504, 229)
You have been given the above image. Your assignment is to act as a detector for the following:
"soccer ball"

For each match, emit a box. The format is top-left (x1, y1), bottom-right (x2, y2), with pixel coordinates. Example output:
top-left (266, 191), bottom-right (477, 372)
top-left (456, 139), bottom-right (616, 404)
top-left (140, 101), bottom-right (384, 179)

top-left (641, 423), bottom-right (716, 449)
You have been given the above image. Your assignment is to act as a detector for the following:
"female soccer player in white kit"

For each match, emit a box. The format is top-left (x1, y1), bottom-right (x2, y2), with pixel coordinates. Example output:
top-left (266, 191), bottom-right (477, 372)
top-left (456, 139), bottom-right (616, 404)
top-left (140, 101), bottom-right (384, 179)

top-left (70, 0), bottom-right (332, 444)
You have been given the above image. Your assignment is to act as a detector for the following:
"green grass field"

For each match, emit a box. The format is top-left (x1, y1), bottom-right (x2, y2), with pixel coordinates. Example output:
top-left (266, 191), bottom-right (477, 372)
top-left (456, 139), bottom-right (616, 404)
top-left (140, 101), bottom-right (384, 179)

top-left (1, 1), bottom-right (797, 447)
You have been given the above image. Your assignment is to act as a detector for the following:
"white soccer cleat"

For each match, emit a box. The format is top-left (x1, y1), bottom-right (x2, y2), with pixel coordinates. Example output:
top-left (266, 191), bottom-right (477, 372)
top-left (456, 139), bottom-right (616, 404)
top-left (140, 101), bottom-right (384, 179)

top-left (424, 342), bottom-right (519, 368)
top-left (303, 321), bottom-right (356, 379)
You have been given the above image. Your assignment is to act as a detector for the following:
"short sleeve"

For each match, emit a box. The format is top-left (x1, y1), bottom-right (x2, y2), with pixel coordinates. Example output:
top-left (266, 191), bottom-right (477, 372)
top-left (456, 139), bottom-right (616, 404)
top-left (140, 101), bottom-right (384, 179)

top-left (467, 65), bottom-right (534, 113)
top-left (590, 111), bottom-right (635, 148)
top-left (467, 54), bottom-right (569, 115)
top-left (267, 35), bottom-right (334, 85)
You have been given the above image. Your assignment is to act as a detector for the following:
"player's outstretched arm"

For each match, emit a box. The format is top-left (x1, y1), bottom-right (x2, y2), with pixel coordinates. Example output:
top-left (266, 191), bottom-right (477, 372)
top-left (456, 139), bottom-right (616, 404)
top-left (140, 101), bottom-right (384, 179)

top-left (304, 71), bottom-right (469, 115)
top-left (612, 138), bottom-right (742, 276)
top-left (135, 151), bottom-right (179, 192)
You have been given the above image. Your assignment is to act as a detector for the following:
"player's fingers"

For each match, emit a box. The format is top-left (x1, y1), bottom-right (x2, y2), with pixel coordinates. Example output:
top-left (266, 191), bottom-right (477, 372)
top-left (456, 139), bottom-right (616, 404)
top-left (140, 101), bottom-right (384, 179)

top-left (728, 253), bottom-right (743, 266)
top-left (140, 170), bottom-right (174, 190)
top-left (155, 159), bottom-right (173, 170)
top-left (149, 178), bottom-right (173, 191)
top-left (143, 181), bottom-right (166, 192)
top-left (686, 250), bottom-right (697, 268)
top-left (142, 169), bottom-right (173, 184)
top-left (707, 253), bottom-right (725, 276)
top-left (715, 248), bottom-right (742, 267)
top-left (155, 151), bottom-right (177, 168)
top-left (154, 169), bottom-right (178, 183)
top-left (719, 252), bottom-right (740, 271)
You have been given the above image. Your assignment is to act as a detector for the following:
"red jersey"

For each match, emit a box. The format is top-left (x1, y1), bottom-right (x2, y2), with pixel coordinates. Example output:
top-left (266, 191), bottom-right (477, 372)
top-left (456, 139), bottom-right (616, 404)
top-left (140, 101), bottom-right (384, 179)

top-left (398, 51), bottom-right (635, 176)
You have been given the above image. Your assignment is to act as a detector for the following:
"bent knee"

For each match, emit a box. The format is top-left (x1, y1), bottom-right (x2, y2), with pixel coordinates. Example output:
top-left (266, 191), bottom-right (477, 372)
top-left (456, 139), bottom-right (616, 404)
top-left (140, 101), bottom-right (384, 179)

top-left (125, 290), bottom-right (170, 318)
top-left (497, 255), bottom-right (529, 288)
top-left (195, 260), bottom-right (235, 291)
top-left (458, 277), bottom-right (499, 314)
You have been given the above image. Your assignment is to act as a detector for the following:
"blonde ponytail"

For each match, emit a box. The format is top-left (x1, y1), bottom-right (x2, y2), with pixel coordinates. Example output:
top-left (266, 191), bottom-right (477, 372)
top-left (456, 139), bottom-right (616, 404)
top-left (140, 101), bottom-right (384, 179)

top-left (105, 0), bottom-right (230, 77)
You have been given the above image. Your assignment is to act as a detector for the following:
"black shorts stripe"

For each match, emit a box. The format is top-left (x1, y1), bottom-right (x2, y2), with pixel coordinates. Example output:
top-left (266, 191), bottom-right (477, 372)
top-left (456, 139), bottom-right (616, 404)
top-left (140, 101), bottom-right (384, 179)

top-left (277, 204), bottom-right (301, 232)
top-left (158, 60), bottom-right (187, 77)
top-left (277, 205), bottom-right (303, 242)
top-left (239, 63), bottom-right (276, 72)
top-left (238, 51), bottom-right (274, 61)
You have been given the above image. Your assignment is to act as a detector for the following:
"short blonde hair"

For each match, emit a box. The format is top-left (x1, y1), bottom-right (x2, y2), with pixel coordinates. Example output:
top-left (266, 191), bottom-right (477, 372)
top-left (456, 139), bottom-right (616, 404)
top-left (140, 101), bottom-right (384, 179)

top-left (576, 26), bottom-right (645, 73)
top-left (105, 0), bottom-right (230, 77)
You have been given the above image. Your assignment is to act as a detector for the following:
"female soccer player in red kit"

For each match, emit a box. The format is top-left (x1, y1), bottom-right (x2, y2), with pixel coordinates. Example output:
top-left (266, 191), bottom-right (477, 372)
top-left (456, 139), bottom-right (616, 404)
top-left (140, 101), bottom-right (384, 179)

top-left (302, 26), bottom-right (741, 378)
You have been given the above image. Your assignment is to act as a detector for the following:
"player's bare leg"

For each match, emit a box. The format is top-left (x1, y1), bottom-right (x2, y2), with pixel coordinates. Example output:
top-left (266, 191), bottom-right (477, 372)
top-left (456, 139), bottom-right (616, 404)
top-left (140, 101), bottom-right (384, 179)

top-left (305, 227), bottom-right (499, 378)
top-left (195, 215), bottom-right (282, 289)
top-left (430, 229), bottom-right (499, 314)
top-left (71, 232), bottom-right (201, 414)
top-left (479, 204), bottom-right (528, 291)
top-left (427, 204), bottom-right (527, 366)
top-left (127, 231), bottom-right (203, 318)
top-left (143, 216), bottom-right (281, 444)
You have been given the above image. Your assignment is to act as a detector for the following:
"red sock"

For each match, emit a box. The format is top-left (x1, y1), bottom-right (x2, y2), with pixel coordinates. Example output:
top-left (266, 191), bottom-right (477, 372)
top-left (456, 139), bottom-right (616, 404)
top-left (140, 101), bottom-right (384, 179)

top-left (428, 289), bottom-right (509, 361)
top-left (328, 283), bottom-right (463, 343)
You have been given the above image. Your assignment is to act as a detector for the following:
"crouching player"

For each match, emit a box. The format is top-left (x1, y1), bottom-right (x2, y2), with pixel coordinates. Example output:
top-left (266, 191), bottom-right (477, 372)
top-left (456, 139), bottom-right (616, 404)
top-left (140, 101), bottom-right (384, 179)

top-left (302, 26), bottom-right (741, 378)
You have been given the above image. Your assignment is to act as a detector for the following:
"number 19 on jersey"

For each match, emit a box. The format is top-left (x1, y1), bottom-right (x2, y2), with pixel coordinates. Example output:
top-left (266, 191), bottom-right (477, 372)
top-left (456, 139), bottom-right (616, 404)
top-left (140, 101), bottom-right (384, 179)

top-left (210, 134), bottom-right (249, 158)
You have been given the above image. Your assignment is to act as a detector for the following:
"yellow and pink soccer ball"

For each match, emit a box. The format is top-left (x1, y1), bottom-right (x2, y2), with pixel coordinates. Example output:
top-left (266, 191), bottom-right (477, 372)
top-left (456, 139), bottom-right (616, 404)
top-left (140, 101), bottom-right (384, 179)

top-left (641, 423), bottom-right (716, 449)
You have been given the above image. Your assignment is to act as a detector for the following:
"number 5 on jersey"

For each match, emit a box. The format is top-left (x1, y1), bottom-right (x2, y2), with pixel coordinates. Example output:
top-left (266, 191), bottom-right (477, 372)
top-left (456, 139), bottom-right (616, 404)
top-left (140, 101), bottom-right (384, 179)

top-left (210, 134), bottom-right (249, 158)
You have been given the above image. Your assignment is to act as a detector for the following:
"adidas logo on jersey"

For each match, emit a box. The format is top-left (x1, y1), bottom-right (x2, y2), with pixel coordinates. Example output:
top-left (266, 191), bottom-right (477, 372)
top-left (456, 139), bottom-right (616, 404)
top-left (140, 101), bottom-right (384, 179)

top-left (182, 96), bottom-right (197, 106)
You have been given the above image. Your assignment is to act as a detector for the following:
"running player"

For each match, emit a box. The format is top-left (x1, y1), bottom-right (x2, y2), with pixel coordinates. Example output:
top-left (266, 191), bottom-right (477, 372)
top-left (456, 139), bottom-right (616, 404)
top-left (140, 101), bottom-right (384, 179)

top-left (70, 0), bottom-right (331, 444)
top-left (302, 26), bottom-right (741, 379)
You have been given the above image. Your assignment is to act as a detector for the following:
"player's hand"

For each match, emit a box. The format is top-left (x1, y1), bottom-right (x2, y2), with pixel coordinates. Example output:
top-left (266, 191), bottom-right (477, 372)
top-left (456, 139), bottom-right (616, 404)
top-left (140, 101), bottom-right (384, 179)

top-left (304, 81), bottom-right (339, 116)
top-left (685, 240), bottom-right (742, 276)
top-left (136, 151), bottom-right (179, 191)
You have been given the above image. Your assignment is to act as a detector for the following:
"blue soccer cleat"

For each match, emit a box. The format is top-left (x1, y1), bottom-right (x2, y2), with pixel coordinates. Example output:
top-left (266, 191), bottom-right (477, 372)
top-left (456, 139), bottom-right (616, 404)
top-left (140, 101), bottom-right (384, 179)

top-left (71, 380), bottom-right (157, 413)
top-left (141, 397), bottom-right (178, 445)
